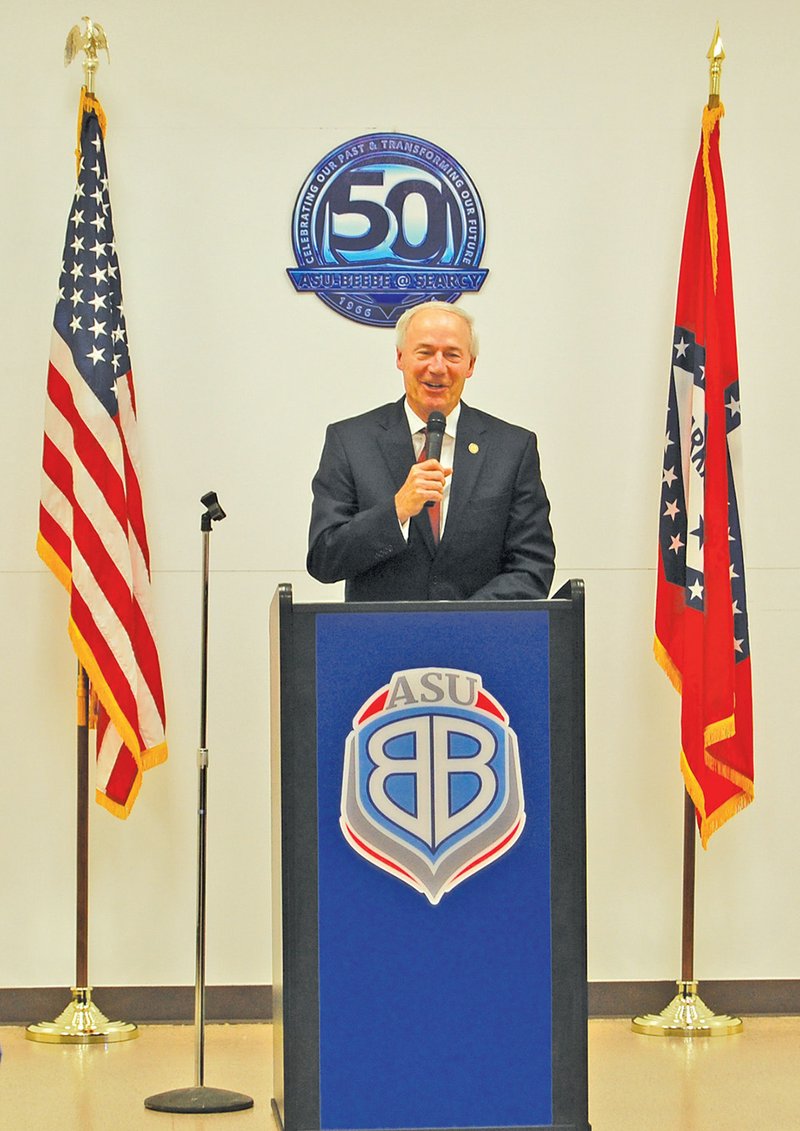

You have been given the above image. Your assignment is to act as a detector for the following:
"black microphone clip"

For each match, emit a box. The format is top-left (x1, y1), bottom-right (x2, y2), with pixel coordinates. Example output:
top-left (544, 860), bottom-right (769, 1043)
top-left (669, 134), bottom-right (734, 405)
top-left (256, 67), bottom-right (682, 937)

top-left (200, 491), bottom-right (227, 532)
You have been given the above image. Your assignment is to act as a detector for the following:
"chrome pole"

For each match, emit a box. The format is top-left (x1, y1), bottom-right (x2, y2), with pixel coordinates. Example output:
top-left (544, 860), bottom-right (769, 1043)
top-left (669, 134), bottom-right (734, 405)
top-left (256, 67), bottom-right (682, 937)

top-left (145, 493), bottom-right (253, 1114)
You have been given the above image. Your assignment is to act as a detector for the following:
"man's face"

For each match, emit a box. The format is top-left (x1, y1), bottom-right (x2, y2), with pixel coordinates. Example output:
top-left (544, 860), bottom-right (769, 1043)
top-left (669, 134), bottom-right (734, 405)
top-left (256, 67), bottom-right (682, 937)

top-left (396, 308), bottom-right (475, 420)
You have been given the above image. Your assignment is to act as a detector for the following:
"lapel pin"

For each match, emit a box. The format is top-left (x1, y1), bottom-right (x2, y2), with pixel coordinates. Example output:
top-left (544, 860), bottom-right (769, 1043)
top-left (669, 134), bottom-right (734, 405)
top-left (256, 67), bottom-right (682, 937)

top-left (468, 442), bottom-right (479, 454)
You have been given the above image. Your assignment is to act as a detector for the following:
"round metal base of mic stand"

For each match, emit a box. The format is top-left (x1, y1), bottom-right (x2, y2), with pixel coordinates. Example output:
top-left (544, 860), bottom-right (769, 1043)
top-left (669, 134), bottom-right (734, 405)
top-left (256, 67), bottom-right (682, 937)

top-left (145, 1085), bottom-right (254, 1113)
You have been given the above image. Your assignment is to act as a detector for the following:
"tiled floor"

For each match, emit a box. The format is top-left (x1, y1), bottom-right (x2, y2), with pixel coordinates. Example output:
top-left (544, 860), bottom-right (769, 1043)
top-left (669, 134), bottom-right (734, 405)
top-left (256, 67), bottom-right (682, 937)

top-left (590, 1016), bottom-right (800, 1130)
top-left (1, 1018), bottom-right (798, 1130)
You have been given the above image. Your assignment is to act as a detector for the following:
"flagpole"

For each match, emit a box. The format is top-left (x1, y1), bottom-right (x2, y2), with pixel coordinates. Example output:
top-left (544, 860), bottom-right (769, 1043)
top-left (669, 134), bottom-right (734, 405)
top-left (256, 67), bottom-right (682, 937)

top-left (680, 792), bottom-right (695, 983)
top-left (26, 659), bottom-right (138, 1042)
top-left (76, 662), bottom-right (90, 990)
top-left (632, 791), bottom-right (741, 1036)
top-left (26, 16), bottom-right (138, 1048)
top-left (632, 24), bottom-right (743, 1037)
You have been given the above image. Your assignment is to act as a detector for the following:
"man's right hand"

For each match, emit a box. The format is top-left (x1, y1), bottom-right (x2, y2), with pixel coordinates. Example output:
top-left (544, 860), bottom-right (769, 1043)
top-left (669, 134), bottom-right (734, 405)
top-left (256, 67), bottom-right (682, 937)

top-left (395, 460), bottom-right (452, 525)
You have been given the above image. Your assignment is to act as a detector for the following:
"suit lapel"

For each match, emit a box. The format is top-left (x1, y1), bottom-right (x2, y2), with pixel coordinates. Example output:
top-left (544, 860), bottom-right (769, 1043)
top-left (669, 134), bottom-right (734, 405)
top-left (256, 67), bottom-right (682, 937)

top-left (445, 402), bottom-right (488, 537)
top-left (376, 399), bottom-right (415, 489)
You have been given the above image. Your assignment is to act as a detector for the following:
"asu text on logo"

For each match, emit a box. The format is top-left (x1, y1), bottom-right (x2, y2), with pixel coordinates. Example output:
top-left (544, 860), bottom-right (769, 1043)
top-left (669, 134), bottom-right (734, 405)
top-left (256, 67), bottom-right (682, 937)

top-left (288, 133), bottom-right (488, 327)
top-left (340, 668), bottom-right (525, 904)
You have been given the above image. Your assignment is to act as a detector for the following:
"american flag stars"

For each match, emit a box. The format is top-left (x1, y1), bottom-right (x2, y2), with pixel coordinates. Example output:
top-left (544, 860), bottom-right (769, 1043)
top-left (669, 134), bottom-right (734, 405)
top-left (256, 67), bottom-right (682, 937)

top-left (54, 135), bottom-right (129, 414)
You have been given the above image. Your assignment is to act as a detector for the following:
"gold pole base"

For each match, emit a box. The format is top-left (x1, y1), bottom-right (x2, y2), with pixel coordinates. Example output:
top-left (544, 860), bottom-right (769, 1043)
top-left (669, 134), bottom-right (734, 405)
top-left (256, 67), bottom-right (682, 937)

top-left (25, 986), bottom-right (139, 1044)
top-left (632, 980), bottom-right (743, 1037)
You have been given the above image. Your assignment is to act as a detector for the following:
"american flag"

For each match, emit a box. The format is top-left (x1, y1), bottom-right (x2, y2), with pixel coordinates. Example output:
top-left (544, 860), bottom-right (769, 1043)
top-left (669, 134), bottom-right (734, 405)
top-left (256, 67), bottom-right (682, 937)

top-left (37, 89), bottom-right (167, 817)
top-left (655, 103), bottom-right (753, 846)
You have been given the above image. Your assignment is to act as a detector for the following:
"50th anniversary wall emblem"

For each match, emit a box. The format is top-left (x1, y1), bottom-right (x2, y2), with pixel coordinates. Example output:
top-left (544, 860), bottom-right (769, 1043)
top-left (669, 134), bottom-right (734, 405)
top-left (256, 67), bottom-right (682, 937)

top-left (288, 133), bottom-right (489, 327)
top-left (340, 668), bottom-right (525, 904)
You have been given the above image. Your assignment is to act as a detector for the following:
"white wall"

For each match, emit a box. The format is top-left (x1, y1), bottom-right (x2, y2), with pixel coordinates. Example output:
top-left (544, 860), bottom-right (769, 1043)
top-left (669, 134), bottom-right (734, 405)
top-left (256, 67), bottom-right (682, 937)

top-left (2, 0), bottom-right (797, 990)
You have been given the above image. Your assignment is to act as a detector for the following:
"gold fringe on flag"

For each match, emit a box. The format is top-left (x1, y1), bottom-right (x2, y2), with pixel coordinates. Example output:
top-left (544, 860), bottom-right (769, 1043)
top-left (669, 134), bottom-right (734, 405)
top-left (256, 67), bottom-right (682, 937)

top-left (658, 633), bottom-right (754, 847)
top-left (681, 750), bottom-right (753, 847)
top-left (653, 633), bottom-right (682, 695)
top-left (36, 532), bottom-right (71, 592)
top-left (701, 103), bottom-right (725, 292)
top-left (706, 745), bottom-right (757, 799)
top-left (97, 777), bottom-right (143, 820)
top-left (77, 665), bottom-right (89, 727)
top-left (88, 686), bottom-right (100, 729)
top-left (75, 87), bottom-right (107, 177)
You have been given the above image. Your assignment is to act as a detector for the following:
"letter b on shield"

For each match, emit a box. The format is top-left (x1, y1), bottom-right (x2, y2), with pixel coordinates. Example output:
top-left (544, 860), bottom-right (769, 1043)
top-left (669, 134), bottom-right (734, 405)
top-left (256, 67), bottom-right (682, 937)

top-left (340, 671), bottom-right (525, 904)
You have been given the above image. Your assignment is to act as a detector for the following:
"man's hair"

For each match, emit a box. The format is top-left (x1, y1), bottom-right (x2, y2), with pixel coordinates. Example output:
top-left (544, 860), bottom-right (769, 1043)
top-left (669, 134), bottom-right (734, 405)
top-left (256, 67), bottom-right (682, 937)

top-left (395, 301), bottom-right (480, 357)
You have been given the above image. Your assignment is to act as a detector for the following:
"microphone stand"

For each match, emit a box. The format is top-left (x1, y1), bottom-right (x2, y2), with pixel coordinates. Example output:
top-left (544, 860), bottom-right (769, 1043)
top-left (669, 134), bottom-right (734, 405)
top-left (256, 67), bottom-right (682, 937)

top-left (145, 493), bottom-right (254, 1114)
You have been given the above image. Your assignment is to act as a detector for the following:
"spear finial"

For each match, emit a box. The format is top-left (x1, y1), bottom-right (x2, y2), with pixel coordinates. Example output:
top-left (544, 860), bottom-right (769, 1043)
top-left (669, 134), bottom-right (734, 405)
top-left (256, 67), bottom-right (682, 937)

top-left (707, 23), bottom-right (725, 109)
top-left (64, 16), bottom-right (110, 94)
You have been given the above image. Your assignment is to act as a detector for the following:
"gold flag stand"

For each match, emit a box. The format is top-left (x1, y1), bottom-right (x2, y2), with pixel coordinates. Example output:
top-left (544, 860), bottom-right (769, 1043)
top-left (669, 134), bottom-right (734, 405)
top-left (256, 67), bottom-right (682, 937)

top-left (26, 986), bottom-right (138, 1046)
top-left (631, 799), bottom-right (742, 1036)
top-left (27, 20), bottom-right (137, 1047)
top-left (632, 980), bottom-right (742, 1038)
top-left (632, 22), bottom-right (742, 1043)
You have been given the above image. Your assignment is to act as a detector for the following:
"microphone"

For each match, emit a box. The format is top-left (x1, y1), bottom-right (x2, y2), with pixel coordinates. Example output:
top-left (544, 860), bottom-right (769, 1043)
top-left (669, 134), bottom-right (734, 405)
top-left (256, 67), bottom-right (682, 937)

top-left (424, 411), bottom-right (446, 508)
top-left (425, 411), bottom-right (446, 462)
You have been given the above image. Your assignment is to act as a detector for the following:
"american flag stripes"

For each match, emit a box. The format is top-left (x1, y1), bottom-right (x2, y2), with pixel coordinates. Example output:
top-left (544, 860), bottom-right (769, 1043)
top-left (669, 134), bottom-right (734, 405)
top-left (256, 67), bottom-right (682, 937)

top-left (655, 104), bottom-right (753, 846)
top-left (37, 89), bottom-right (167, 817)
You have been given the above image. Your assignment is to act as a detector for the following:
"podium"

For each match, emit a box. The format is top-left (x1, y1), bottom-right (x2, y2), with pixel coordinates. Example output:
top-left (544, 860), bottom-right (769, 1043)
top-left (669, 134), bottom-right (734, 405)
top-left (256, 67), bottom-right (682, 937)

top-left (270, 581), bottom-right (590, 1131)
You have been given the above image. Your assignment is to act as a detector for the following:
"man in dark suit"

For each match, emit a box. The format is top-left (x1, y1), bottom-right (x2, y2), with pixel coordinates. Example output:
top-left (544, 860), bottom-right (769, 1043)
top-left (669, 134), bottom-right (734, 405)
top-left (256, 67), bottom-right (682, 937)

top-left (307, 301), bottom-right (555, 601)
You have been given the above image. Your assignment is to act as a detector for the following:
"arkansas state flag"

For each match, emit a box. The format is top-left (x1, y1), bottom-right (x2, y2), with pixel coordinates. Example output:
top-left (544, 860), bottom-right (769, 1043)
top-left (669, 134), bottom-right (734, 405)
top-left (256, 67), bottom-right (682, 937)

top-left (655, 103), bottom-right (754, 847)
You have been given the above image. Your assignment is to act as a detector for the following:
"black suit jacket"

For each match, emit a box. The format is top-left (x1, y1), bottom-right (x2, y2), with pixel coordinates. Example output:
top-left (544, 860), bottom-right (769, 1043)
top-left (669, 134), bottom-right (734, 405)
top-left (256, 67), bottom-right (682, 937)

top-left (307, 398), bottom-right (555, 601)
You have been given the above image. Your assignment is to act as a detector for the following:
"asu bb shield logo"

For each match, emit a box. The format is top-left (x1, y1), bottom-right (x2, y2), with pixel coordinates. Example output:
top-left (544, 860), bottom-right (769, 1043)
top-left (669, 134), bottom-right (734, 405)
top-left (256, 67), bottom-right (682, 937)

top-left (340, 668), bottom-right (525, 904)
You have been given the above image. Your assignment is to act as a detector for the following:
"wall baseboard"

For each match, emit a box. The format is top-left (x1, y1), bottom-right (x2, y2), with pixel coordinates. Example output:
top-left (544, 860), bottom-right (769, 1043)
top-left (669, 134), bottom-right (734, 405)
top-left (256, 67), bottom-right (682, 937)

top-left (1, 981), bottom-right (797, 1025)
top-left (590, 980), bottom-right (800, 1018)
top-left (0, 985), bottom-right (271, 1026)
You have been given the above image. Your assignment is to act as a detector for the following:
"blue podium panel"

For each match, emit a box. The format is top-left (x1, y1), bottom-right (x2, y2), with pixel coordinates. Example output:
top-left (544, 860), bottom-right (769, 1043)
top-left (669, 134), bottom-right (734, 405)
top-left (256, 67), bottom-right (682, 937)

top-left (270, 585), bottom-right (589, 1131)
top-left (316, 612), bottom-right (552, 1130)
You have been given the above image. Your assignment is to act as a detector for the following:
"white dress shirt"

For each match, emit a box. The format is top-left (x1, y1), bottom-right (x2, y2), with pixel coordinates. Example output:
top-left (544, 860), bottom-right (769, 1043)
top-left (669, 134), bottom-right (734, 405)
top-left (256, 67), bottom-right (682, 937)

top-left (399, 400), bottom-right (461, 539)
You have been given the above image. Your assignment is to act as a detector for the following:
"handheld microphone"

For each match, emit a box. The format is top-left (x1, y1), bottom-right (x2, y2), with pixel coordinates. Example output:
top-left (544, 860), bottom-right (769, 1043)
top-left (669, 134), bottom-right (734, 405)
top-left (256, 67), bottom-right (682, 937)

top-left (425, 411), bottom-right (446, 462)
top-left (424, 411), bottom-right (446, 508)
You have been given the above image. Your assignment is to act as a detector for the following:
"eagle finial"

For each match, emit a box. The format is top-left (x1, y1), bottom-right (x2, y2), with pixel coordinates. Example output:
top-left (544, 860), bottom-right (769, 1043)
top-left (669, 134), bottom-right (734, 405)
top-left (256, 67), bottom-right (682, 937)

top-left (64, 16), bottom-right (110, 91)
